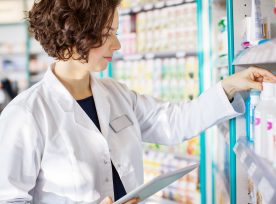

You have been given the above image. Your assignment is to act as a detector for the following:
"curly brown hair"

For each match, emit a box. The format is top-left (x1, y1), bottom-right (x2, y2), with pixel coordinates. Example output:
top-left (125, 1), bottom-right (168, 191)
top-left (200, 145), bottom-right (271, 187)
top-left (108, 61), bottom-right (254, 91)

top-left (27, 0), bottom-right (121, 62)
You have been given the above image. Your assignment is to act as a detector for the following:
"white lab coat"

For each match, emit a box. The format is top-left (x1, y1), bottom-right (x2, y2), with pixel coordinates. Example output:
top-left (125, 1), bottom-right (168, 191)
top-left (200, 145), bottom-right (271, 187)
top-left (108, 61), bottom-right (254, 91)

top-left (0, 65), bottom-right (245, 204)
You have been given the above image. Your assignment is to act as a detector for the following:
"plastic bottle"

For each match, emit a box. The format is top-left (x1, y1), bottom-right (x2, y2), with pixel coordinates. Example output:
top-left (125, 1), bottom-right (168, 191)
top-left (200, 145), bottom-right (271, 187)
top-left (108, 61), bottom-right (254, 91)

top-left (266, 83), bottom-right (276, 164)
top-left (245, 90), bottom-right (261, 143)
top-left (250, 0), bottom-right (264, 45)
top-left (254, 82), bottom-right (274, 157)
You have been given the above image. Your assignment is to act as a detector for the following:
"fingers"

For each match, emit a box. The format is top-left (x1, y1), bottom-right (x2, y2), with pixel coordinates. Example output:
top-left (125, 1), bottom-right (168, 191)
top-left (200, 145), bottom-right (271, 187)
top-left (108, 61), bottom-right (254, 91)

top-left (124, 197), bottom-right (140, 204)
top-left (249, 66), bottom-right (276, 83)
top-left (100, 196), bottom-right (113, 204)
top-left (248, 81), bottom-right (263, 91)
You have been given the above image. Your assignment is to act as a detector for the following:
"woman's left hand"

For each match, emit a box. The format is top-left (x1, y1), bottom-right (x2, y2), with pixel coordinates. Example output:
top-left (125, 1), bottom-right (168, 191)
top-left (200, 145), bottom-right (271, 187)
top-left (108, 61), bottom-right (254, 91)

top-left (221, 66), bottom-right (276, 100)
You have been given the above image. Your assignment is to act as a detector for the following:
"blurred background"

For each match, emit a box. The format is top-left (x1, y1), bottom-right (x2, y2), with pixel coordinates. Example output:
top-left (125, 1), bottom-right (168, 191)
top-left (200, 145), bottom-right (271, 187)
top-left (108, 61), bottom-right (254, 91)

top-left (0, 0), bottom-right (276, 204)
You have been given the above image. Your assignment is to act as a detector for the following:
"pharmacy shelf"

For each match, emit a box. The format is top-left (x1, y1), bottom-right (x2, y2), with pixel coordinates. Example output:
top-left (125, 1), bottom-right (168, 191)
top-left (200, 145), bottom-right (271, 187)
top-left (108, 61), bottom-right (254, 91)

top-left (114, 50), bottom-right (197, 61)
top-left (234, 137), bottom-right (276, 204)
top-left (233, 39), bottom-right (276, 70)
top-left (0, 22), bottom-right (25, 26)
top-left (145, 196), bottom-right (179, 204)
top-left (213, 163), bottom-right (230, 196)
top-left (144, 148), bottom-right (199, 163)
top-left (119, 0), bottom-right (195, 15)
top-left (215, 55), bottom-right (228, 68)
top-left (0, 52), bottom-right (26, 56)
top-left (217, 122), bottom-right (229, 145)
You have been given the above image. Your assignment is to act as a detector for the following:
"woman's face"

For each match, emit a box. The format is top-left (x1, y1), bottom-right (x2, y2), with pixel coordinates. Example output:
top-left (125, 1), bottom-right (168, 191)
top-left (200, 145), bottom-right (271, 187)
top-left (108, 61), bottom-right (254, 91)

top-left (87, 8), bottom-right (121, 72)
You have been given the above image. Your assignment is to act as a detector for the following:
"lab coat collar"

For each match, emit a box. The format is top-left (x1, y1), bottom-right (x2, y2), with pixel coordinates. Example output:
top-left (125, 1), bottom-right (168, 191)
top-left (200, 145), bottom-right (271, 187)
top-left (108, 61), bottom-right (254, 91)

top-left (43, 64), bottom-right (111, 139)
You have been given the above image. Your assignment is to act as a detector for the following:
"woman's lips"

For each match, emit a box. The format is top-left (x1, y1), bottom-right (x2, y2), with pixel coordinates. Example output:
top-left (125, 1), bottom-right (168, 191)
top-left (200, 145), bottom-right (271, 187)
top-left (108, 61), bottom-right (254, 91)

top-left (104, 57), bottom-right (112, 62)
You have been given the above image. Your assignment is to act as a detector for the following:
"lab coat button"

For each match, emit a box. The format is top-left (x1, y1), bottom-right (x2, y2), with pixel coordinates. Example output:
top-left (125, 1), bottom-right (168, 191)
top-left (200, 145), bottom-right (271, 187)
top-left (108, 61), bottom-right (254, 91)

top-left (105, 178), bottom-right (109, 182)
top-left (104, 160), bottom-right (108, 164)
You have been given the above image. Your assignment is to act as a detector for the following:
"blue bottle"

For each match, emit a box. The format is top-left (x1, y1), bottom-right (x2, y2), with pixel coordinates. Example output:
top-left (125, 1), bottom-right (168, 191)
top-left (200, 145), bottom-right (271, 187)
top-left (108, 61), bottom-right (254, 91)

top-left (245, 90), bottom-right (261, 143)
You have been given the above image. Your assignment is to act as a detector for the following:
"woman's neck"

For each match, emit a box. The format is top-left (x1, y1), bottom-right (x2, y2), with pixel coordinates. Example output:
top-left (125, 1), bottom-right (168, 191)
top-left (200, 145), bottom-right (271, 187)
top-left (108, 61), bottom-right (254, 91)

top-left (54, 60), bottom-right (93, 100)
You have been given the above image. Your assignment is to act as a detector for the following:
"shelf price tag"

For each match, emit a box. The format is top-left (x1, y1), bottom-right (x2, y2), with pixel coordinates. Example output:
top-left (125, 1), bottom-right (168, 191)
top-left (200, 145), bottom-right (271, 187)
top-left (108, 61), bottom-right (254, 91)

top-left (119, 8), bottom-right (131, 15)
top-left (240, 151), bottom-right (247, 163)
top-left (144, 4), bottom-right (153, 11)
top-left (166, 0), bottom-right (183, 6)
top-left (132, 6), bottom-right (141, 13)
top-left (258, 178), bottom-right (274, 203)
top-left (176, 51), bottom-right (186, 58)
top-left (155, 2), bottom-right (165, 8)
top-left (145, 53), bottom-right (155, 59)
top-left (248, 163), bottom-right (256, 177)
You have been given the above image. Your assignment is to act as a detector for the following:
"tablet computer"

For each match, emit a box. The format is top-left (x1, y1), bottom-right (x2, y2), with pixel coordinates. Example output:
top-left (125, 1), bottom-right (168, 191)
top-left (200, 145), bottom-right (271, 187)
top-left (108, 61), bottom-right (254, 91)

top-left (113, 163), bottom-right (199, 204)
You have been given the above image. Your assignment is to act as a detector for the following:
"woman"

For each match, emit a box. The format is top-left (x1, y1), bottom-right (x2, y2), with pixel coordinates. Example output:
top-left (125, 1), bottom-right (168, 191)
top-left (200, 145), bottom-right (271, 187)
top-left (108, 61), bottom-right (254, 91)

top-left (0, 0), bottom-right (275, 204)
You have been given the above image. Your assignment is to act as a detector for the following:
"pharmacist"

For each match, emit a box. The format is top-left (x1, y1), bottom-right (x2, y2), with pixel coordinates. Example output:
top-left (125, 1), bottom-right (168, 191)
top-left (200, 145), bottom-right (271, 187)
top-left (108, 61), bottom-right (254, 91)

top-left (0, 1), bottom-right (276, 204)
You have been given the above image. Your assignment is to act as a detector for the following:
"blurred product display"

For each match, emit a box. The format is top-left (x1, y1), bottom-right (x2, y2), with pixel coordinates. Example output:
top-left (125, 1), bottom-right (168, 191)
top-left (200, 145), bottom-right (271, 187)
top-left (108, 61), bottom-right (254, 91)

top-left (0, 0), bottom-right (275, 204)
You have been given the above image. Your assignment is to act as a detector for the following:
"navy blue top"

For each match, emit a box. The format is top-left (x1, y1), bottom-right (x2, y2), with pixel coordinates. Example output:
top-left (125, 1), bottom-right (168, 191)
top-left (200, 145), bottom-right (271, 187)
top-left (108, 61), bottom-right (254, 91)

top-left (77, 96), bottom-right (127, 201)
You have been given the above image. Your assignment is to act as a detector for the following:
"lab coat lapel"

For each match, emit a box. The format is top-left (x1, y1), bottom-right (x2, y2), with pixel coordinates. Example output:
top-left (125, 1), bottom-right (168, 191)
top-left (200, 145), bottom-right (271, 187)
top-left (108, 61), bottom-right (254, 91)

top-left (90, 74), bottom-right (110, 139)
top-left (43, 66), bottom-right (101, 134)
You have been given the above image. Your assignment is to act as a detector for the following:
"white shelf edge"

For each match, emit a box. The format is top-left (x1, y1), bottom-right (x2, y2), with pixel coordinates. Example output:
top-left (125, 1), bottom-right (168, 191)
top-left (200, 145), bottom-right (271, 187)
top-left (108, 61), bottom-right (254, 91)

top-left (119, 0), bottom-right (195, 16)
top-left (234, 137), bottom-right (276, 204)
top-left (214, 163), bottom-right (230, 196)
top-left (233, 39), bottom-right (276, 67)
top-left (113, 50), bottom-right (197, 61)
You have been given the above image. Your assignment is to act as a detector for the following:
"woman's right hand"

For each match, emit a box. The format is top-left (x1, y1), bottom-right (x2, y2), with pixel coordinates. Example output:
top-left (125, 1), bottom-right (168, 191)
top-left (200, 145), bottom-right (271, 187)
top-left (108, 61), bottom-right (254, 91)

top-left (100, 196), bottom-right (140, 204)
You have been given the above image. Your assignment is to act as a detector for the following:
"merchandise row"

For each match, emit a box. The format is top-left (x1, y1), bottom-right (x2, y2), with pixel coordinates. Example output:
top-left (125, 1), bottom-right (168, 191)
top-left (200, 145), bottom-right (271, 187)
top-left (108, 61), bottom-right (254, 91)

top-left (234, 137), bottom-right (276, 204)
top-left (118, 3), bottom-right (197, 54)
top-left (112, 57), bottom-right (199, 101)
top-left (245, 83), bottom-right (276, 166)
top-left (143, 149), bottom-right (199, 203)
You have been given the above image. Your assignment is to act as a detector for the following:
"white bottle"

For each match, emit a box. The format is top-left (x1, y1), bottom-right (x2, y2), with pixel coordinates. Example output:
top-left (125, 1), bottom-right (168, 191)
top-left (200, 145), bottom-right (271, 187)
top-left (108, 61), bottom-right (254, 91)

top-left (250, 0), bottom-right (263, 45)
top-left (254, 82), bottom-right (275, 158)
top-left (266, 84), bottom-right (276, 164)
top-left (246, 90), bottom-right (260, 143)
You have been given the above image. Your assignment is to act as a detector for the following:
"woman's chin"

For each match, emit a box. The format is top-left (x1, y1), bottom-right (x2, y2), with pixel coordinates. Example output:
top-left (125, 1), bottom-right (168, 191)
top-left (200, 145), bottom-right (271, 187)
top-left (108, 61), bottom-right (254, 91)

top-left (90, 66), bottom-right (108, 73)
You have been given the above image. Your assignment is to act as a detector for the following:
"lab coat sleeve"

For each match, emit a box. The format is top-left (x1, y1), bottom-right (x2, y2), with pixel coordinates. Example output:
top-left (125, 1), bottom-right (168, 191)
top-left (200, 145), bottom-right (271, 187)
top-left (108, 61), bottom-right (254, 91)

top-left (0, 105), bottom-right (43, 203)
top-left (133, 81), bottom-right (245, 145)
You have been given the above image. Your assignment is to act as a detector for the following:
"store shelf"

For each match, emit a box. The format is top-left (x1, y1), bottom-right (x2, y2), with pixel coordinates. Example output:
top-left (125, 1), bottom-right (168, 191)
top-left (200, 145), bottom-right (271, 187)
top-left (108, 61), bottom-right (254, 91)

top-left (217, 122), bottom-right (229, 145)
top-left (144, 148), bottom-right (199, 163)
top-left (215, 55), bottom-right (228, 68)
top-left (0, 22), bottom-right (25, 26)
top-left (213, 163), bottom-right (230, 196)
top-left (119, 0), bottom-right (195, 15)
top-left (234, 137), bottom-right (276, 204)
top-left (233, 39), bottom-right (276, 70)
top-left (114, 50), bottom-right (197, 61)
top-left (0, 52), bottom-right (26, 56)
top-left (145, 196), bottom-right (179, 204)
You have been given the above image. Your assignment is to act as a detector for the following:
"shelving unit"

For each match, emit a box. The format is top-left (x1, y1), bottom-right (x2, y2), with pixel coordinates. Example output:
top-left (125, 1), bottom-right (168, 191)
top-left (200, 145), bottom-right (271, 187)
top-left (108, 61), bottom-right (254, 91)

top-left (119, 0), bottom-right (195, 15)
top-left (112, 0), bottom-right (204, 203)
top-left (0, 22), bottom-right (29, 91)
top-left (114, 50), bottom-right (197, 61)
top-left (226, 0), bottom-right (276, 204)
top-left (233, 39), bottom-right (276, 70)
top-left (0, 0), bottom-right (53, 90)
top-left (234, 137), bottom-right (276, 204)
top-left (213, 163), bottom-right (230, 199)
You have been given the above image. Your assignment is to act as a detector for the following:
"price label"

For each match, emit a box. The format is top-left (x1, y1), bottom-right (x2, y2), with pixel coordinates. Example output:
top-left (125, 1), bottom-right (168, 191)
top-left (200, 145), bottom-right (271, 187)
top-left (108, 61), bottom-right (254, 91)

top-left (258, 178), bottom-right (274, 203)
top-left (132, 6), bottom-right (141, 13)
top-left (176, 51), bottom-right (186, 58)
top-left (145, 53), bottom-right (155, 59)
top-left (155, 2), bottom-right (165, 8)
top-left (240, 151), bottom-right (247, 163)
top-left (144, 4), bottom-right (153, 11)
top-left (248, 163), bottom-right (256, 177)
